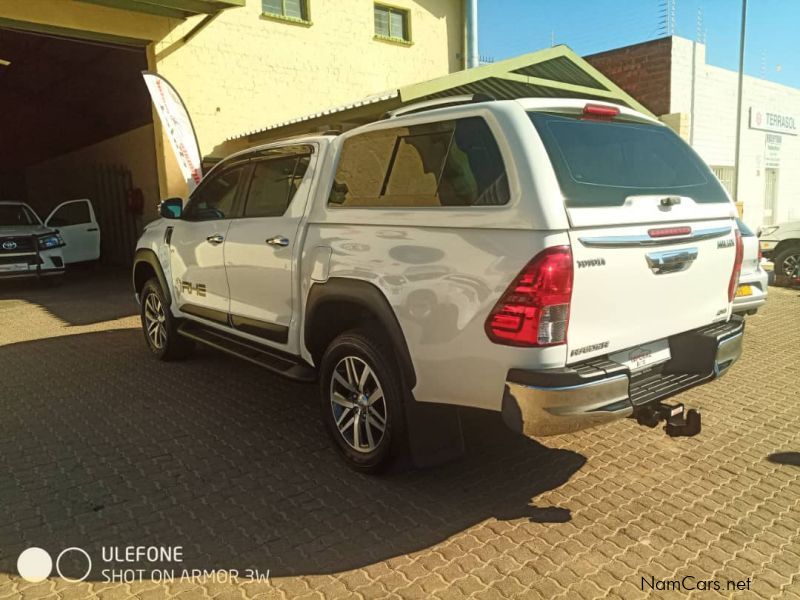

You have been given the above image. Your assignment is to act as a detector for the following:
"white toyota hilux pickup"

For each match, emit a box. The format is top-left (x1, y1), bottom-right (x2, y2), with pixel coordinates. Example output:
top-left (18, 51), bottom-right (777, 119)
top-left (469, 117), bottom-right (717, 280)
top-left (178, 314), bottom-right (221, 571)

top-left (133, 97), bottom-right (745, 472)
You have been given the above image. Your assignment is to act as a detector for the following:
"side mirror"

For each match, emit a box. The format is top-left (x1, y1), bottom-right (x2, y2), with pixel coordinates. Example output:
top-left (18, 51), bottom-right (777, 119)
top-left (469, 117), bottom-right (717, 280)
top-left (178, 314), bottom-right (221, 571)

top-left (329, 181), bottom-right (349, 205)
top-left (159, 198), bottom-right (183, 219)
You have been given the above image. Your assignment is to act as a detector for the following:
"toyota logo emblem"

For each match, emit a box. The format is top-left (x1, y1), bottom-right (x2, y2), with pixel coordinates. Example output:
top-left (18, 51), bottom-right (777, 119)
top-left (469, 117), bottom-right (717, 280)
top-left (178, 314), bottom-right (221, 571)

top-left (2, 241), bottom-right (17, 250)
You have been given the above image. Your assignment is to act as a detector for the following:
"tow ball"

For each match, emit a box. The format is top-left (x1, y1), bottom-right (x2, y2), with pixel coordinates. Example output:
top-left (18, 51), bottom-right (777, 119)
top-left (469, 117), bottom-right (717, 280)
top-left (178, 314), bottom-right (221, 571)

top-left (635, 402), bottom-right (702, 437)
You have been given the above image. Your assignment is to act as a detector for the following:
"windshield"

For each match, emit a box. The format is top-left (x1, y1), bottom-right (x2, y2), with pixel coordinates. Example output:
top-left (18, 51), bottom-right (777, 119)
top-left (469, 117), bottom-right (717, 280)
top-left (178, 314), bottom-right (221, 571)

top-left (529, 112), bottom-right (729, 208)
top-left (0, 204), bottom-right (40, 227)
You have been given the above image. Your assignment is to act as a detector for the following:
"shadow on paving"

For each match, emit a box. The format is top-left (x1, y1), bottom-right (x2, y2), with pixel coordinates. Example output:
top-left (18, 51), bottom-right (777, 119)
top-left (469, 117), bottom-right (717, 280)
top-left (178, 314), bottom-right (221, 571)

top-left (768, 452), bottom-right (800, 467)
top-left (0, 265), bottom-right (136, 326)
top-left (0, 328), bottom-right (585, 580)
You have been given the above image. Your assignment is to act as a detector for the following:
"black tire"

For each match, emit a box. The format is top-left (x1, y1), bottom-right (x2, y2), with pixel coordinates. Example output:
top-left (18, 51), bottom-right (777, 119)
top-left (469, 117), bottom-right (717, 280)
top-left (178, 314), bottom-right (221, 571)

top-left (774, 245), bottom-right (800, 279)
top-left (319, 329), bottom-right (407, 474)
top-left (139, 278), bottom-right (193, 361)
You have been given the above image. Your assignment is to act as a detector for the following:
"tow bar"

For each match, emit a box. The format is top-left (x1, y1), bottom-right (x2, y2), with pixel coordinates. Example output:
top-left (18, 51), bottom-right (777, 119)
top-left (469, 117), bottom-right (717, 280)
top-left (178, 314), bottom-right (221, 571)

top-left (635, 402), bottom-right (702, 437)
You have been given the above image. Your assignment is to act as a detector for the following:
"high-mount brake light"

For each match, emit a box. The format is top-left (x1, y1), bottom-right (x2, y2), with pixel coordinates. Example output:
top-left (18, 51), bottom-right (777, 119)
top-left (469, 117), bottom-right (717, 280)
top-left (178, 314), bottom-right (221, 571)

top-left (485, 246), bottom-right (573, 347)
top-left (648, 226), bottom-right (692, 238)
top-left (583, 103), bottom-right (620, 118)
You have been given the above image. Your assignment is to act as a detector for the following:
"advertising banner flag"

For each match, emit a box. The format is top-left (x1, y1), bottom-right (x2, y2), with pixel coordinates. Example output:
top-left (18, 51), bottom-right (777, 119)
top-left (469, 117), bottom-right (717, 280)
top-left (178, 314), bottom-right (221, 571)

top-left (142, 72), bottom-right (203, 191)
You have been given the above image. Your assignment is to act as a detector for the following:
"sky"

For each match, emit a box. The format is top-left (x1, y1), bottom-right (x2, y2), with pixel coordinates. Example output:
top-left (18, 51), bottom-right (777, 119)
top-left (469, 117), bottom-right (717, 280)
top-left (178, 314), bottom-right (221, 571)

top-left (479, 0), bottom-right (800, 89)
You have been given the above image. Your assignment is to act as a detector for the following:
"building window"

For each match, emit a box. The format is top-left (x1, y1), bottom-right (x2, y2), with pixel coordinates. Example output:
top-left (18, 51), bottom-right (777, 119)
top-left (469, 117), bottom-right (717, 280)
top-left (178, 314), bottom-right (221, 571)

top-left (374, 4), bottom-right (411, 43)
top-left (262, 0), bottom-right (310, 23)
top-left (711, 166), bottom-right (735, 196)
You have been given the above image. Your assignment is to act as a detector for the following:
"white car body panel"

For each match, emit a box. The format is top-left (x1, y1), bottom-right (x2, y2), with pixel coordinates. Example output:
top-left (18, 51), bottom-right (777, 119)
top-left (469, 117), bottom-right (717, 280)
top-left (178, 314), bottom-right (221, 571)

top-left (733, 230), bottom-right (769, 314)
top-left (169, 218), bottom-right (233, 316)
top-left (135, 98), bottom-right (742, 415)
top-left (44, 199), bottom-right (100, 264)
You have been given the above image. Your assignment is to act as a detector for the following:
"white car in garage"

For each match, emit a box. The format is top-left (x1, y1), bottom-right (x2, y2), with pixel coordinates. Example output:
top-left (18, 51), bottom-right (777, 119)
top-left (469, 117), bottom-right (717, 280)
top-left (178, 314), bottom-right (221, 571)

top-left (0, 199), bottom-right (100, 282)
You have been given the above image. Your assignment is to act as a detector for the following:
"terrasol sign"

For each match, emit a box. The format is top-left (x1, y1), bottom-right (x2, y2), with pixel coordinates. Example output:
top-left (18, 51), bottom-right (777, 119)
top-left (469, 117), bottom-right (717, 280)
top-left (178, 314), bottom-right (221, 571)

top-left (749, 106), bottom-right (797, 136)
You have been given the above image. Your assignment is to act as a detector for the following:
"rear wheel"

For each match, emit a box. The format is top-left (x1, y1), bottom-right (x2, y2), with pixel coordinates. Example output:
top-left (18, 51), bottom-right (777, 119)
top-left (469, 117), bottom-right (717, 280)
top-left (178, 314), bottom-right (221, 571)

top-left (319, 329), bottom-right (406, 473)
top-left (140, 278), bottom-right (193, 360)
top-left (774, 245), bottom-right (800, 278)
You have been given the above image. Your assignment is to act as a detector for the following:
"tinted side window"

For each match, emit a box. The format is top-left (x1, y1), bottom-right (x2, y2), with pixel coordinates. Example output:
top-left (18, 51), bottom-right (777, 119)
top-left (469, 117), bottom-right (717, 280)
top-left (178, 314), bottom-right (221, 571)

top-left (49, 201), bottom-right (90, 226)
top-left (330, 117), bottom-right (509, 207)
top-left (244, 155), bottom-right (310, 218)
top-left (184, 165), bottom-right (245, 221)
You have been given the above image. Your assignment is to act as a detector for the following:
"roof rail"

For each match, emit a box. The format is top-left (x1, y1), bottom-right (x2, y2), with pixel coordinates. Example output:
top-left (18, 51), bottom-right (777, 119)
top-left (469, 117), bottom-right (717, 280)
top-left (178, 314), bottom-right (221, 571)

top-left (383, 93), bottom-right (495, 119)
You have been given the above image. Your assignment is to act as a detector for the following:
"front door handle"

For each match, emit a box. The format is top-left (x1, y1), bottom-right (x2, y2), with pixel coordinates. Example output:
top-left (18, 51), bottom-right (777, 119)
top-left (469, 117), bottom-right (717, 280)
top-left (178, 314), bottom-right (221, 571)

top-left (266, 236), bottom-right (290, 247)
top-left (206, 234), bottom-right (224, 245)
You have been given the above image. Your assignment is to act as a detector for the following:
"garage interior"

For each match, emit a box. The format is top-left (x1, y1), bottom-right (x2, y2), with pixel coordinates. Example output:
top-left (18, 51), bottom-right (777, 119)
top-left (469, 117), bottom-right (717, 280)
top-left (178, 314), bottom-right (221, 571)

top-left (0, 25), bottom-right (159, 266)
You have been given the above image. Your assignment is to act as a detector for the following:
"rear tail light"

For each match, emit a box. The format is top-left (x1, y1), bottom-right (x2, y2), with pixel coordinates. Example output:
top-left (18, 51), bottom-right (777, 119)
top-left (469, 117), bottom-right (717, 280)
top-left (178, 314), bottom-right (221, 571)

top-left (583, 103), bottom-right (620, 118)
top-left (728, 230), bottom-right (744, 302)
top-left (485, 246), bottom-right (573, 347)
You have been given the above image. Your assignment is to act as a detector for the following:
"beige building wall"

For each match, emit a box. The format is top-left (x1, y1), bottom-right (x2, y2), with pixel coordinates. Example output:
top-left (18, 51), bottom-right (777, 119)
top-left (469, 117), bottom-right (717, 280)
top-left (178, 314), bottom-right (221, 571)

top-left (2, 0), bottom-right (464, 203)
top-left (25, 125), bottom-right (162, 223)
top-left (154, 0), bottom-right (464, 157)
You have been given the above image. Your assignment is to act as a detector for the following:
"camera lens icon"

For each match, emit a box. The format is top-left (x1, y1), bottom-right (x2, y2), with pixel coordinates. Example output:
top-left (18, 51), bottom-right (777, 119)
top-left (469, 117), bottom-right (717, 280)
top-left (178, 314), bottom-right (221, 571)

top-left (17, 547), bottom-right (92, 583)
top-left (17, 548), bottom-right (52, 583)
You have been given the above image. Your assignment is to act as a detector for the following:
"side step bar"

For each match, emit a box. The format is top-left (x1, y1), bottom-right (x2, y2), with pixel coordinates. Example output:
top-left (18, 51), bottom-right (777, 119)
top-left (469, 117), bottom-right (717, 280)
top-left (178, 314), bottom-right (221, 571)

top-left (178, 321), bottom-right (317, 382)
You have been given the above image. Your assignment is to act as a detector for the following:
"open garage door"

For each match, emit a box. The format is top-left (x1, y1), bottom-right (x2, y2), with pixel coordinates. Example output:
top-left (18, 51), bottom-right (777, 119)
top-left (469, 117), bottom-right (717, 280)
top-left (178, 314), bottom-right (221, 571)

top-left (0, 26), bottom-right (159, 266)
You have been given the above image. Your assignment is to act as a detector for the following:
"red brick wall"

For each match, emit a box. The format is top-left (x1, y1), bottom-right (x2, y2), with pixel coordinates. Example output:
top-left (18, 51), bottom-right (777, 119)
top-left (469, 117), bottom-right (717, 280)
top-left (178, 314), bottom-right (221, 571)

top-left (586, 38), bottom-right (672, 116)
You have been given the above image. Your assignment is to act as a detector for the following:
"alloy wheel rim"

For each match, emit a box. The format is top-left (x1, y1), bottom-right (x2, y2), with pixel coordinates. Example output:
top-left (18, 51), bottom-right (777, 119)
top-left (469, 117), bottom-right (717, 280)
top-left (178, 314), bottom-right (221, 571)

top-left (143, 292), bottom-right (167, 350)
top-left (783, 253), bottom-right (800, 277)
top-left (330, 356), bottom-right (387, 453)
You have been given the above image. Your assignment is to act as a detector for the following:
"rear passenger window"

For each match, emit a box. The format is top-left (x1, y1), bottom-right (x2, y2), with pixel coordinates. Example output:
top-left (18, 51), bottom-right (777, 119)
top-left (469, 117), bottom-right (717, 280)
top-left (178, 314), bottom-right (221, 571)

top-left (244, 154), bottom-right (310, 218)
top-left (329, 117), bottom-right (509, 207)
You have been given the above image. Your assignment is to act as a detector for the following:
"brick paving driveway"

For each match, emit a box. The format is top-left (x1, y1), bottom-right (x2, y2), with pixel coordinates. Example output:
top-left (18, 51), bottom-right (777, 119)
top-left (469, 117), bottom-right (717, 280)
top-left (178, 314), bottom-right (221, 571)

top-left (0, 270), bottom-right (798, 599)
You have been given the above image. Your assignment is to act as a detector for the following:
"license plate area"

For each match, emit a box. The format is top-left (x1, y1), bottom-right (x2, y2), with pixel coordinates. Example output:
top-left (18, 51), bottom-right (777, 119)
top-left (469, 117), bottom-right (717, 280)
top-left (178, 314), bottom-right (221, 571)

top-left (0, 263), bottom-right (30, 273)
top-left (735, 284), bottom-right (753, 297)
top-left (609, 338), bottom-right (671, 373)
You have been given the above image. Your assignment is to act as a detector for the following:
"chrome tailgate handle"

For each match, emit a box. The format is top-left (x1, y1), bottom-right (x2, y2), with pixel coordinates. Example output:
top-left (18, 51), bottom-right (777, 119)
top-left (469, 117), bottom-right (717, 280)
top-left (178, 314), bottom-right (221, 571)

top-left (646, 248), bottom-right (698, 274)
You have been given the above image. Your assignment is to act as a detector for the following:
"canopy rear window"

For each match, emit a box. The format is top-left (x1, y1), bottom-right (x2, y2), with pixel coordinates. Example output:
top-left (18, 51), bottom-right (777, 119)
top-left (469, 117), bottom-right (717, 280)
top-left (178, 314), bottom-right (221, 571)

top-left (529, 112), bottom-right (729, 208)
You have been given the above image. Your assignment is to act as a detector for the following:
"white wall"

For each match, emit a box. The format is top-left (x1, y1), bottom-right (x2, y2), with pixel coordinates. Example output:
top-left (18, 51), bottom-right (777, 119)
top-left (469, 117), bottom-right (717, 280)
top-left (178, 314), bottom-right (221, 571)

top-left (671, 36), bottom-right (800, 229)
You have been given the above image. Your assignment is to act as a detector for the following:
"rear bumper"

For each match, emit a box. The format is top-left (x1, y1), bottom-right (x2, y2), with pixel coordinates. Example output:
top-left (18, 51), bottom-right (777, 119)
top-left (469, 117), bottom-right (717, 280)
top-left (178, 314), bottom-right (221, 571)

top-left (502, 317), bottom-right (744, 437)
top-left (732, 269), bottom-right (769, 314)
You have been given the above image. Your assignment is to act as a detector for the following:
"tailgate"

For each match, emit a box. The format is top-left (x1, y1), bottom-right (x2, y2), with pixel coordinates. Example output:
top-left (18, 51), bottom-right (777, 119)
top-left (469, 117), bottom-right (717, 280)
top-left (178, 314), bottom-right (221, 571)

top-left (526, 106), bottom-right (740, 364)
top-left (567, 216), bottom-right (737, 363)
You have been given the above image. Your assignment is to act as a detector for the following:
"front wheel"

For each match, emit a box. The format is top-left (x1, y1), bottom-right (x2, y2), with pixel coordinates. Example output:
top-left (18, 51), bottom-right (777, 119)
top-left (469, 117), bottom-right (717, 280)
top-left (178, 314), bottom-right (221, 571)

top-left (140, 278), bottom-right (193, 361)
top-left (319, 329), bottom-right (406, 474)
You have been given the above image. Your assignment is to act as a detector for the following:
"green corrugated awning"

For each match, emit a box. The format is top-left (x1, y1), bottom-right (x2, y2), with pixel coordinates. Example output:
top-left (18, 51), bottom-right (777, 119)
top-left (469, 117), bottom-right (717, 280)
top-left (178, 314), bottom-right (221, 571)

top-left (78, 0), bottom-right (245, 19)
top-left (398, 45), bottom-right (651, 114)
top-left (223, 44), bottom-right (653, 151)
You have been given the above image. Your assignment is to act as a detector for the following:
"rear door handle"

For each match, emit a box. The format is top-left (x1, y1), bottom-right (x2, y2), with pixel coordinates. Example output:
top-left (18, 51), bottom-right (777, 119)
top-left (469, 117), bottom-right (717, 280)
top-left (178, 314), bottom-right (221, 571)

top-left (266, 236), bottom-right (289, 247)
top-left (646, 248), bottom-right (698, 274)
top-left (87, 227), bottom-right (98, 232)
top-left (206, 234), bottom-right (224, 245)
